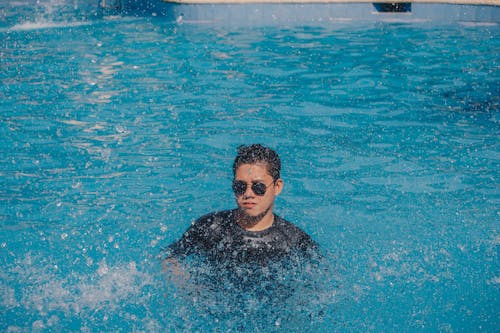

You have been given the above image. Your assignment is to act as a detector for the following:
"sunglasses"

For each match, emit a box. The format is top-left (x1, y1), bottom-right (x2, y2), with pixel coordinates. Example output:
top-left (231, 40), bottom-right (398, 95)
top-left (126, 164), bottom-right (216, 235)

top-left (232, 180), bottom-right (274, 196)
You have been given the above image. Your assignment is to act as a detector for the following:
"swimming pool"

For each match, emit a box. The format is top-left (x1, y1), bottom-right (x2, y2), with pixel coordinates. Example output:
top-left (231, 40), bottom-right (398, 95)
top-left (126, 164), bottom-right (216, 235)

top-left (1, 0), bottom-right (499, 331)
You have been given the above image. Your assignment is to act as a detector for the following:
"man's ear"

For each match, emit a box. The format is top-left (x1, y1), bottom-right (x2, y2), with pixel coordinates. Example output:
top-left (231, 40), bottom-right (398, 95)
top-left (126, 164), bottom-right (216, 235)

top-left (274, 179), bottom-right (284, 195)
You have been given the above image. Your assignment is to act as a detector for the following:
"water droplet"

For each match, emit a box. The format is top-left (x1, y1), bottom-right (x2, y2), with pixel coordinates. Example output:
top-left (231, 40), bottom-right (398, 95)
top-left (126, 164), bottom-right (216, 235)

top-left (98, 260), bottom-right (109, 276)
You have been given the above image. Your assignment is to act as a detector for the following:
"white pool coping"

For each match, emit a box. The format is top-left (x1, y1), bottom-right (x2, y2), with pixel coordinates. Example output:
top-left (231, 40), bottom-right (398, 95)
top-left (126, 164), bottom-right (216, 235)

top-left (163, 0), bottom-right (499, 5)
top-left (141, 0), bottom-right (500, 24)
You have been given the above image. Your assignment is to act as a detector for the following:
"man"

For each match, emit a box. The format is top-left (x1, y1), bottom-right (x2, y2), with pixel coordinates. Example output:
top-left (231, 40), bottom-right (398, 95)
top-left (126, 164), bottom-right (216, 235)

top-left (163, 143), bottom-right (319, 268)
top-left (162, 144), bottom-right (327, 331)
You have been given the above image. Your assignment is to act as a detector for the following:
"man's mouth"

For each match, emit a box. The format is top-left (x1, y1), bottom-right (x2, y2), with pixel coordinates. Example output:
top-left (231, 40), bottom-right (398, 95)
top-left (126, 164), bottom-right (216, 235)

top-left (241, 202), bottom-right (256, 209)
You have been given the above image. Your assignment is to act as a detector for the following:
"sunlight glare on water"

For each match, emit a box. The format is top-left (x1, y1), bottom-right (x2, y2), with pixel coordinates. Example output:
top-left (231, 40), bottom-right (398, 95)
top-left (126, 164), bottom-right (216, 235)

top-left (0, 1), bottom-right (498, 331)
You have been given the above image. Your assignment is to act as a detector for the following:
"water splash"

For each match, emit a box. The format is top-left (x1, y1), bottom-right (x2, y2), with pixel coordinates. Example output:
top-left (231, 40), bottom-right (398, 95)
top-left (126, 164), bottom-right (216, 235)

top-left (7, 0), bottom-right (95, 31)
top-left (9, 20), bottom-right (91, 31)
top-left (1, 253), bottom-right (161, 331)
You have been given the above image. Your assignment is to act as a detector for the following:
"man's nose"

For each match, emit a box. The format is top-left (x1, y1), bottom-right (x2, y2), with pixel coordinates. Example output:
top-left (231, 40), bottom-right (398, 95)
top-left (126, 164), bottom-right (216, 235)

top-left (243, 185), bottom-right (255, 197)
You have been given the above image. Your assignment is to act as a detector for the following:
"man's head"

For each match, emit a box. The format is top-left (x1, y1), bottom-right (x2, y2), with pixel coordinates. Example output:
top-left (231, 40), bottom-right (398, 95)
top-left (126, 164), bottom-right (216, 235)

top-left (232, 144), bottom-right (283, 230)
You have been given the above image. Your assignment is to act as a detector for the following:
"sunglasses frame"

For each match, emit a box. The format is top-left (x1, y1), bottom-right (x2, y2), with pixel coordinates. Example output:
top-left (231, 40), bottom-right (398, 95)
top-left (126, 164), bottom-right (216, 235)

top-left (232, 180), bottom-right (275, 196)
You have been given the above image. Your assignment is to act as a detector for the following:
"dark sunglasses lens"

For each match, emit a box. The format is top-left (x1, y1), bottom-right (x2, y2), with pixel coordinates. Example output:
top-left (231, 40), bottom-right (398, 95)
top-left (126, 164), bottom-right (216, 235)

top-left (232, 181), bottom-right (247, 196)
top-left (232, 181), bottom-right (269, 196)
top-left (251, 183), bottom-right (267, 196)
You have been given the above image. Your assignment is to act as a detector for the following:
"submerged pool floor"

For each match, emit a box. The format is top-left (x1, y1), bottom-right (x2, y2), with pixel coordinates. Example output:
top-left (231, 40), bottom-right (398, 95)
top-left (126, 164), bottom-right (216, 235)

top-left (0, 1), bottom-right (499, 331)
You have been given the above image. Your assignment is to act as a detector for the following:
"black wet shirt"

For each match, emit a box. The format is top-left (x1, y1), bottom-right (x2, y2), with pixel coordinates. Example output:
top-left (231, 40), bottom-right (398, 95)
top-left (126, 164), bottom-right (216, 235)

top-left (165, 209), bottom-right (319, 266)
top-left (163, 210), bottom-right (329, 319)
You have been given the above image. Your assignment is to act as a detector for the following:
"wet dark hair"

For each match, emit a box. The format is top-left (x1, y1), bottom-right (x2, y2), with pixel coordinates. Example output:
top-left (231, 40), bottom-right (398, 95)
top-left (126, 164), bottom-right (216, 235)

top-left (232, 144), bottom-right (281, 181)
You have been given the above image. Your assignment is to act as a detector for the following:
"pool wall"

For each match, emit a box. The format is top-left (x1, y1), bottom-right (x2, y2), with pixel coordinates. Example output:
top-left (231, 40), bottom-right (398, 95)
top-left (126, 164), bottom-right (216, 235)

top-left (118, 0), bottom-right (500, 25)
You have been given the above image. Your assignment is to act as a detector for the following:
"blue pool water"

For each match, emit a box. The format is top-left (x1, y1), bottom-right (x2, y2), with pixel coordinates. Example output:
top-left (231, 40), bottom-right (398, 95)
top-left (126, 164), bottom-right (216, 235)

top-left (1, 1), bottom-right (499, 331)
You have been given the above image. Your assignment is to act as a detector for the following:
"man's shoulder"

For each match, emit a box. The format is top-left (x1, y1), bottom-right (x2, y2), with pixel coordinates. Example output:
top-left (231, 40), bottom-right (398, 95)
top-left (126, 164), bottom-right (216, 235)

top-left (274, 215), bottom-right (318, 249)
top-left (274, 215), bottom-right (309, 236)
top-left (165, 210), bottom-right (235, 258)
top-left (196, 209), bottom-right (235, 225)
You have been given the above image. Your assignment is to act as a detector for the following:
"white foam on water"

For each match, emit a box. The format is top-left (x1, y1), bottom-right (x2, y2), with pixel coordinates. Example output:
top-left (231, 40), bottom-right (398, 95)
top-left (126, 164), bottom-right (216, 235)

top-left (6, 255), bottom-right (157, 322)
top-left (5, 0), bottom-right (94, 32)
top-left (459, 21), bottom-right (498, 27)
top-left (8, 20), bottom-right (91, 32)
top-left (487, 276), bottom-right (500, 285)
top-left (0, 281), bottom-right (16, 308)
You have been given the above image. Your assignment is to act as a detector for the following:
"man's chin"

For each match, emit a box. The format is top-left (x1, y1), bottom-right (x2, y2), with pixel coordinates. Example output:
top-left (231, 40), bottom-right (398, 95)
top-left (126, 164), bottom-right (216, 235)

top-left (238, 210), bottom-right (259, 220)
top-left (237, 206), bottom-right (269, 222)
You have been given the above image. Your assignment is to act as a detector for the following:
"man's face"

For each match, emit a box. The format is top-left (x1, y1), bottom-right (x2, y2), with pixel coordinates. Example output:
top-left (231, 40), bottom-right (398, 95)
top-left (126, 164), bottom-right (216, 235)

top-left (233, 163), bottom-right (283, 219)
